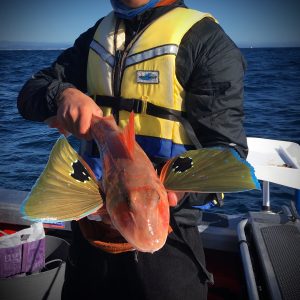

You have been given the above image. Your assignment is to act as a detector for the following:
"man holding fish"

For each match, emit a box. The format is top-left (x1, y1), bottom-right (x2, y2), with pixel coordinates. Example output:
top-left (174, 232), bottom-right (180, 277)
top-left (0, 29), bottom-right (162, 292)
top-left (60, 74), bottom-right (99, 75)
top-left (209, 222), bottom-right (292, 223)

top-left (18, 0), bottom-right (252, 299)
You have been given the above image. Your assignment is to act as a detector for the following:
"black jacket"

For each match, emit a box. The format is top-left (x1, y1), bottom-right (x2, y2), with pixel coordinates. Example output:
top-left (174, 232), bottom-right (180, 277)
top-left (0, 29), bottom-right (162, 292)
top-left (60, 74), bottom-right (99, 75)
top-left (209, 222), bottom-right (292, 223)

top-left (17, 1), bottom-right (247, 222)
top-left (18, 0), bottom-right (247, 156)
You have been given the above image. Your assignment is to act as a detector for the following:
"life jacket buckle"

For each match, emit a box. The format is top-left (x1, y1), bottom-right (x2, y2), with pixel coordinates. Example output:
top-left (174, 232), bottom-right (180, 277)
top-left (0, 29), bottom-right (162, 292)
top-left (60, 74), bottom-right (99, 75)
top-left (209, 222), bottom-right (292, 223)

top-left (140, 96), bottom-right (148, 114)
top-left (132, 96), bottom-right (148, 114)
top-left (132, 99), bottom-right (143, 114)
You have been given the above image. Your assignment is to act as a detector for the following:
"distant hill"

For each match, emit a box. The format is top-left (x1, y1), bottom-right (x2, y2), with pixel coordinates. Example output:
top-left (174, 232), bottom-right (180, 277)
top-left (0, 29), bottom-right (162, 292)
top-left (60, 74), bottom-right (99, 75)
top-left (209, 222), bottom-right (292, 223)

top-left (0, 41), bottom-right (72, 50)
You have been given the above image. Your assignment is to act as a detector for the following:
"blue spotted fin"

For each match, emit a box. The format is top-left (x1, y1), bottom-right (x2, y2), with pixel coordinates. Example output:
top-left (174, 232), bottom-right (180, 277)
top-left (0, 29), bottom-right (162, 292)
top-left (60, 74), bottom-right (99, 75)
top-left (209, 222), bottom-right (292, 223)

top-left (21, 137), bottom-right (102, 222)
top-left (160, 148), bottom-right (260, 193)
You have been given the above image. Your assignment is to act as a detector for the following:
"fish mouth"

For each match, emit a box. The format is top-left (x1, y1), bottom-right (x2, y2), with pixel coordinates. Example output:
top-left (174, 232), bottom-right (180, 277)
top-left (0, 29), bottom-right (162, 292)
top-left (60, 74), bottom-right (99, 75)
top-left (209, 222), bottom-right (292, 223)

top-left (109, 201), bottom-right (169, 253)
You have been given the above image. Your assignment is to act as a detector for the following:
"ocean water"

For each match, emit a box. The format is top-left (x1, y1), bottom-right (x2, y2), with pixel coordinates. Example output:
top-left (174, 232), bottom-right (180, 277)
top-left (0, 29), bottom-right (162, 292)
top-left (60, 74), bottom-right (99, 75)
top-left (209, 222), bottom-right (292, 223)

top-left (0, 48), bottom-right (299, 214)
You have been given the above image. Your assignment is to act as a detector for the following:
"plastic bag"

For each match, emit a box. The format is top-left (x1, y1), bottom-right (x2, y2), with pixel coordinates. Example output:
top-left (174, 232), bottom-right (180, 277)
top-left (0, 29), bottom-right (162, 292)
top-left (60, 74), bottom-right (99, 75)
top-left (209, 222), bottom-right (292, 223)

top-left (0, 222), bottom-right (45, 278)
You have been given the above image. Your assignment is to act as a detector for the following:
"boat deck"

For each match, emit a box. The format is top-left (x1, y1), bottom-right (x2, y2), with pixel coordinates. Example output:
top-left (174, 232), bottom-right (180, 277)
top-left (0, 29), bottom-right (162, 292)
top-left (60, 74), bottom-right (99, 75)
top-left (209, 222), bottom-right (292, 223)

top-left (1, 187), bottom-right (300, 300)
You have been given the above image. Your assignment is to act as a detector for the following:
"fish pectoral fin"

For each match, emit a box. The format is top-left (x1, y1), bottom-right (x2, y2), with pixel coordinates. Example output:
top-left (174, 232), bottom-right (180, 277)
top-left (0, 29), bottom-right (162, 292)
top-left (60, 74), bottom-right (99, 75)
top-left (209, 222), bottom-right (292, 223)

top-left (21, 136), bottom-right (102, 222)
top-left (160, 147), bottom-right (260, 193)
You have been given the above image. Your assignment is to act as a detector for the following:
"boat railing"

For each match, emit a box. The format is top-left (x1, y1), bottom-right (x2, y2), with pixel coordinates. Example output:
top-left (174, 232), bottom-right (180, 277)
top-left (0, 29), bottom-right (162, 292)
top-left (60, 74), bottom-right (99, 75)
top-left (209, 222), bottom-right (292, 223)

top-left (239, 138), bottom-right (300, 300)
top-left (247, 137), bottom-right (300, 211)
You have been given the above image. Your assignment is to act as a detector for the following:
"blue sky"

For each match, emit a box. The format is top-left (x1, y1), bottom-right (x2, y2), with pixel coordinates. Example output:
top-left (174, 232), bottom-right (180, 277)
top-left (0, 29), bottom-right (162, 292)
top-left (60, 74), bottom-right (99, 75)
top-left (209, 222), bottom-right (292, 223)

top-left (1, 0), bottom-right (300, 47)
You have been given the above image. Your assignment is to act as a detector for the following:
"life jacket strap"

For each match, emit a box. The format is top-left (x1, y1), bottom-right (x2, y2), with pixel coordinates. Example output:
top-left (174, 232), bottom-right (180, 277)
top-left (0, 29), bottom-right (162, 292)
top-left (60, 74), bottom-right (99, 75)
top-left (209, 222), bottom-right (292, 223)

top-left (94, 95), bottom-right (202, 149)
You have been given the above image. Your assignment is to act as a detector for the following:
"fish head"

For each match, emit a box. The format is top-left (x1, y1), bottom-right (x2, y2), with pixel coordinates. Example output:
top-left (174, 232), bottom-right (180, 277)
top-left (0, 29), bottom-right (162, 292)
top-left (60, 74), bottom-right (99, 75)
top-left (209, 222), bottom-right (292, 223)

top-left (106, 181), bottom-right (170, 253)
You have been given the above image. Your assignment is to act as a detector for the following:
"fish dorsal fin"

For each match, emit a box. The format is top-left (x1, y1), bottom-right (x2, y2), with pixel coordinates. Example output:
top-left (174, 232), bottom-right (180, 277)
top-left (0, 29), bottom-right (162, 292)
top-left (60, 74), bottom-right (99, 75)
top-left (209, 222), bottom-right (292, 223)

top-left (120, 112), bottom-right (135, 159)
top-left (21, 137), bottom-right (102, 222)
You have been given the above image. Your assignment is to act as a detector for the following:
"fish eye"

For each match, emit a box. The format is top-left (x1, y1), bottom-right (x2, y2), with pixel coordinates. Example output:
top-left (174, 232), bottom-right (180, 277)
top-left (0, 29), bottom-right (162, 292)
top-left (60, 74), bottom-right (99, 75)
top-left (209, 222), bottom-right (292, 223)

top-left (155, 194), bottom-right (160, 203)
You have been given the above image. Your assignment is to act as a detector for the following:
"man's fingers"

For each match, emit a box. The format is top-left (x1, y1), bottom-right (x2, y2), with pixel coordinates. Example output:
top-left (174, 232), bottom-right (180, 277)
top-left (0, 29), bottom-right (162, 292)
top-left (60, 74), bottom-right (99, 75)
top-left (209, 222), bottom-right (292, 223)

top-left (76, 108), bottom-right (93, 140)
top-left (55, 88), bottom-right (103, 140)
top-left (167, 192), bottom-right (179, 207)
top-left (45, 116), bottom-right (70, 136)
top-left (167, 191), bottom-right (185, 207)
top-left (93, 106), bottom-right (103, 118)
top-left (45, 116), bottom-right (59, 128)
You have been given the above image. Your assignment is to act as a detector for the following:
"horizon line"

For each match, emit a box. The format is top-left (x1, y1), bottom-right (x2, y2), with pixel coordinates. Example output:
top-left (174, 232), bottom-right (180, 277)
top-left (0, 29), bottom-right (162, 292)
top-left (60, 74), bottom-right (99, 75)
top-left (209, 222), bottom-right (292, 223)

top-left (1, 40), bottom-right (300, 50)
top-left (1, 46), bottom-right (300, 51)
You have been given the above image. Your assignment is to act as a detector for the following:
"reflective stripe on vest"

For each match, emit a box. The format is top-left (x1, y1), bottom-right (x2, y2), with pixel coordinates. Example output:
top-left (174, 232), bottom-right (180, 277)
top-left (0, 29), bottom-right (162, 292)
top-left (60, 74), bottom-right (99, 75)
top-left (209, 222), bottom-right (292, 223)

top-left (125, 44), bottom-right (179, 67)
top-left (90, 40), bottom-right (115, 68)
top-left (90, 41), bottom-right (179, 70)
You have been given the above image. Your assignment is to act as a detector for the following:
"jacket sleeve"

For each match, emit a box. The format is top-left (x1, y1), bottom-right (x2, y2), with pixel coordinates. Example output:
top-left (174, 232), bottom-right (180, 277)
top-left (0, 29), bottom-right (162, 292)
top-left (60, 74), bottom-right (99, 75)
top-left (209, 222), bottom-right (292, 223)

top-left (176, 18), bottom-right (248, 158)
top-left (17, 20), bottom-right (101, 122)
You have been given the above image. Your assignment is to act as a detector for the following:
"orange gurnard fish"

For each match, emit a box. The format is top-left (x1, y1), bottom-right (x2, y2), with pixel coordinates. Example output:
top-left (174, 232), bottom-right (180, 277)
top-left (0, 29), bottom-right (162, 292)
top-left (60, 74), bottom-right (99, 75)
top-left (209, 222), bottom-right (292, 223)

top-left (90, 113), bottom-right (169, 252)
top-left (21, 113), bottom-right (260, 253)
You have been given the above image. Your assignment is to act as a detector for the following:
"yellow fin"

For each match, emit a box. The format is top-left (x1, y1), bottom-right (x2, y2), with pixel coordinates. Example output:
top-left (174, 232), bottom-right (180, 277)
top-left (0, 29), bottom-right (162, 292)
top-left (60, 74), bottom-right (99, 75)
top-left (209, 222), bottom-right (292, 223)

top-left (161, 148), bottom-right (260, 193)
top-left (21, 137), bottom-right (102, 222)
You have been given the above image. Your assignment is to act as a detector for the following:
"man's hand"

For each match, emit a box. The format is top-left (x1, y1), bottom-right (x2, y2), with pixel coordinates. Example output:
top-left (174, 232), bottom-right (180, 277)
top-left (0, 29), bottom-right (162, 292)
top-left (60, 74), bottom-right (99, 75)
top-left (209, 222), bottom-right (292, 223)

top-left (49, 88), bottom-right (103, 140)
top-left (45, 116), bottom-right (70, 136)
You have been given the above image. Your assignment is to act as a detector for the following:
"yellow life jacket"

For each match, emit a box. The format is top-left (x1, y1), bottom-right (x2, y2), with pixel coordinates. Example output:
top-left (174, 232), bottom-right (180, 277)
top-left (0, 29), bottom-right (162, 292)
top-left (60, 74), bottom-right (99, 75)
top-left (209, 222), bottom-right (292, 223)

top-left (86, 7), bottom-right (216, 160)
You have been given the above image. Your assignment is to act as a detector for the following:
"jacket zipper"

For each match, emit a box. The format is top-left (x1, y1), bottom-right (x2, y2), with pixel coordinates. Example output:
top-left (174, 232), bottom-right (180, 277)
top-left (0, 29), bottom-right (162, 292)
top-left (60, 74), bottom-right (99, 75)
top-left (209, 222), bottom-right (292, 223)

top-left (112, 48), bottom-right (130, 124)
top-left (112, 18), bottom-right (155, 117)
top-left (112, 17), bottom-right (151, 98)
top-left (113, 48), bottom-right (130, 98)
